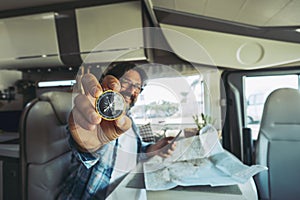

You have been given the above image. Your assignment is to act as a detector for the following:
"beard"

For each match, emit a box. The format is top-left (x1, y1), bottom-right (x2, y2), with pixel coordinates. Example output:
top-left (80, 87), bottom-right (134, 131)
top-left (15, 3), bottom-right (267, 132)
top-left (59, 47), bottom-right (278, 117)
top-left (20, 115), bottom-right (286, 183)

top-left (120, 91), bottom-right (137, 111)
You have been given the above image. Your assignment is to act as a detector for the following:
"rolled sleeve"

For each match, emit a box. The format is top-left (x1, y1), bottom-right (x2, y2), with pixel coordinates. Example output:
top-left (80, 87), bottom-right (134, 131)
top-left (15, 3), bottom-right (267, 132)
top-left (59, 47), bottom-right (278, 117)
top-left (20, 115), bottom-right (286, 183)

top-left (68, 130), bottom-right (109, 169)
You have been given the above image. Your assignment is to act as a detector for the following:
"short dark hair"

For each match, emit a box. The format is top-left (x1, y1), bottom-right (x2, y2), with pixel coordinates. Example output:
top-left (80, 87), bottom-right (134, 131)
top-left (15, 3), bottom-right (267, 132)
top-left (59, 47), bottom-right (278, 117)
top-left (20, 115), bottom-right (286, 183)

top-left (101, 62), bottom-right (148, 89)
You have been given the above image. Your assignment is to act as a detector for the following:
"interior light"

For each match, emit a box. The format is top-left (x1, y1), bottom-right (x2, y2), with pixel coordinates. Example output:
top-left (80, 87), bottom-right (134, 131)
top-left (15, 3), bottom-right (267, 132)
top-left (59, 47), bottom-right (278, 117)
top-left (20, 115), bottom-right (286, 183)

top-left (38, 80), bottom-right (76, 87)
top-left (296, 28), bottom-right (300, 33)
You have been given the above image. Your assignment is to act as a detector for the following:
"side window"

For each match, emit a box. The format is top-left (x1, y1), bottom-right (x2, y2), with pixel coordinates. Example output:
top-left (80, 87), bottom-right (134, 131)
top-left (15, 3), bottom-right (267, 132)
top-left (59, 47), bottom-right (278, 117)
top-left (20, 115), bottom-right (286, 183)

top-left (244, 75), bottom-right (299, 140)
top-left (131, 75), bottom-right (204, 137)
top-left (255, 93), bottom-right (265, 105)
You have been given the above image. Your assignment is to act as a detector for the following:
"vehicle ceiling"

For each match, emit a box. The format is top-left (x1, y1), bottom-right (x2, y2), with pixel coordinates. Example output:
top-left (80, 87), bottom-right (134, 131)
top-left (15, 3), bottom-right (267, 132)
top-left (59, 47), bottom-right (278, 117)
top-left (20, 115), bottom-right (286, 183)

top-left (0, 0), bottom-right (299, 27)
top-left (150, 0), bottom-right (300, 27)
top-left (0, 0), bottom-right (299, 70)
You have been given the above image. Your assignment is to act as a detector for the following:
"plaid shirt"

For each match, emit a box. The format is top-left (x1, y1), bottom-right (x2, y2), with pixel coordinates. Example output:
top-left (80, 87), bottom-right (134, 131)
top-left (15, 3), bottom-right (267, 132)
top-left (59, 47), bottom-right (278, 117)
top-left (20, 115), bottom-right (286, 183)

top-left (58, 121), bottom-right (151, 200)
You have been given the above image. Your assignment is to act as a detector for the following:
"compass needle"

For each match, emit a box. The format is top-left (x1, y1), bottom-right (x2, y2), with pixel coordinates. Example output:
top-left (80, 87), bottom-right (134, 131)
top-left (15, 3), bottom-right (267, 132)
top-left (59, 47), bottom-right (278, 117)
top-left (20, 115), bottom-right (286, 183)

top-left (95, 90), bottom-right (126, 120)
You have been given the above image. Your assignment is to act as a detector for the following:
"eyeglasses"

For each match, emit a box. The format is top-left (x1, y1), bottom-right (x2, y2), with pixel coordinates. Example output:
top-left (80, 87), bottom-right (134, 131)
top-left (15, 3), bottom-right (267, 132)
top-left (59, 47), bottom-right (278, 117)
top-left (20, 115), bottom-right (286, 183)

top-left (120, 78), bottom-right (142, 93)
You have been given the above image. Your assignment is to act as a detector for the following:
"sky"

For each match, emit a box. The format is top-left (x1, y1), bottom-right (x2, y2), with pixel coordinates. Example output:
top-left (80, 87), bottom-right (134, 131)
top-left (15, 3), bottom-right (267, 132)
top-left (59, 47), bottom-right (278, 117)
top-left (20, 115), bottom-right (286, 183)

top-left (244, 74), bottom-right (298, 99)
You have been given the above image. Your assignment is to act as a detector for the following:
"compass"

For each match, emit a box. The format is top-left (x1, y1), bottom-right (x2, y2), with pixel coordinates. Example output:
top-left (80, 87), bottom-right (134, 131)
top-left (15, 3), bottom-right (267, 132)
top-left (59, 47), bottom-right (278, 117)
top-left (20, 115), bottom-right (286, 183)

top-left (95, 90), bottom-right (126, 120)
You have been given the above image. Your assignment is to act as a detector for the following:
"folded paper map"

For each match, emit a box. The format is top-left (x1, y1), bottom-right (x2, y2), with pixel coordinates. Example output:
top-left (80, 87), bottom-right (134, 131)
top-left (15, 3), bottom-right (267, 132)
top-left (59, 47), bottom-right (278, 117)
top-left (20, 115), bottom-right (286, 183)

top-left (143, 125), bottom-right (267, 191)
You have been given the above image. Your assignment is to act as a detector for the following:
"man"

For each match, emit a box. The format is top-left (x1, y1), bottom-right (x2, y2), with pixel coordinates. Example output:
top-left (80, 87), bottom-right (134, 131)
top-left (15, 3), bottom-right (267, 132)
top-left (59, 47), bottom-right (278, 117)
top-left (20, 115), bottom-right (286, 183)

top-left (59, 62), bottom-right (176, 199)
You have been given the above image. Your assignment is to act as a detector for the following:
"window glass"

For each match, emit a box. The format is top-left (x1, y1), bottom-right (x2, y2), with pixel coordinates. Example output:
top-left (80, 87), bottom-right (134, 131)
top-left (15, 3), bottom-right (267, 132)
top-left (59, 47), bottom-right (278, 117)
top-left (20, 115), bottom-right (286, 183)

top-left (247, 94), bottom-right (255, 105)
top-left (244, 74), bottom-right (298, 139)
top-left (131, 75), bottom-right (204, 137)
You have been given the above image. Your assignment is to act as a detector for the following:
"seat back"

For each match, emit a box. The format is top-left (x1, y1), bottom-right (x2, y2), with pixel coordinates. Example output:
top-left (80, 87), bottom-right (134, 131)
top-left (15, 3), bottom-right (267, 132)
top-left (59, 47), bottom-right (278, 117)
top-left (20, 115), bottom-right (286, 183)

top-left (255, 88), bottom-right (300, 200)
top-left (20, 91), bottom-right (77, 200)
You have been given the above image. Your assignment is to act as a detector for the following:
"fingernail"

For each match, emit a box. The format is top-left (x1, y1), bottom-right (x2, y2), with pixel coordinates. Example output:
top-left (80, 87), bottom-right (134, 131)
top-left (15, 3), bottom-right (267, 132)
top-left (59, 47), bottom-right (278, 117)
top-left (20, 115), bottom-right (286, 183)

top-left (93, 86), bottom-right (102, 97)
top-left (92, 87), bottom-right (97, 96)
top-left (111, 83), bottom-right (121, 91)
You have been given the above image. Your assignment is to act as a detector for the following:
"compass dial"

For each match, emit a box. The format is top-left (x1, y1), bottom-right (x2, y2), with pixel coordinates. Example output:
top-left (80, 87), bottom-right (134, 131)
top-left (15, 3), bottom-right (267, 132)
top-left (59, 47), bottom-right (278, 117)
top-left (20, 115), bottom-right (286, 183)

top-left (95, 90), bottom-right (125, 120)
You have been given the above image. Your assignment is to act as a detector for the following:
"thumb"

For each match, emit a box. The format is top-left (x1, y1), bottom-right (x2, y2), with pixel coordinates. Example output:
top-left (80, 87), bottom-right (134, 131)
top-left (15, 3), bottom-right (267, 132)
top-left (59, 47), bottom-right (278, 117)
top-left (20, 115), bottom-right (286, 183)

top-left (114, 115), bottom-right (132, 133)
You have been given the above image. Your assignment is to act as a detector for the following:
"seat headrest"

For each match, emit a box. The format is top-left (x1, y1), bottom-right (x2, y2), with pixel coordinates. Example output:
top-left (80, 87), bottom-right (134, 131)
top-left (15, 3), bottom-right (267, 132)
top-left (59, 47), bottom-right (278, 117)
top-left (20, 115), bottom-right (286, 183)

top-left (260, 88), bottom-right (300, 140)
top-left (39, 91), bottom-right (73, 125)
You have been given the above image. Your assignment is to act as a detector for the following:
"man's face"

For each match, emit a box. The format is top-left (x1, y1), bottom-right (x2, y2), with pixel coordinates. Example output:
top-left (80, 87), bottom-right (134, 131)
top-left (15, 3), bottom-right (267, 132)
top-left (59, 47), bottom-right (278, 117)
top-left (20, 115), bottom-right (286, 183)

top-left (119, 69), bottom-right (142, 109)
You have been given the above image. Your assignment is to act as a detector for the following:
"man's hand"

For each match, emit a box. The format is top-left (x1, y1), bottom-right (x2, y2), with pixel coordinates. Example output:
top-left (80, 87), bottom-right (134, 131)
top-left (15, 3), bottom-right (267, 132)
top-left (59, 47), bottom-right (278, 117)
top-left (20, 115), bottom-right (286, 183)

top-left (146, 137), bottom-right (177, 158)
top-left (69, 73), bottom-right (132, 152)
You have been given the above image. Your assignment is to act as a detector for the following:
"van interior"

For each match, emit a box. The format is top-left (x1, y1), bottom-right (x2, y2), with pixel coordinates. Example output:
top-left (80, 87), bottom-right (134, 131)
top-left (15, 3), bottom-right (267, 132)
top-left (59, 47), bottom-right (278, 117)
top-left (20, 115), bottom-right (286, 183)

top-left (0, 0), bottom-right (300, 199)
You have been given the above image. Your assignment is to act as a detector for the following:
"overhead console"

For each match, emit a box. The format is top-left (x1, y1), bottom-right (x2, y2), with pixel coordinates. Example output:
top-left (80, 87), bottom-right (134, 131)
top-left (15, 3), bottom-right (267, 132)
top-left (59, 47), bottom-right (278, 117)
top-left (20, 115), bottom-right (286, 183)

top-left (0, 12), bottom-right (64, 69)
top-left (75, 1), bottom-right (146, 64)
top-left (0, 1), bottom-right (147, 70)
top-left (1, 0), bottom-right (300, 70)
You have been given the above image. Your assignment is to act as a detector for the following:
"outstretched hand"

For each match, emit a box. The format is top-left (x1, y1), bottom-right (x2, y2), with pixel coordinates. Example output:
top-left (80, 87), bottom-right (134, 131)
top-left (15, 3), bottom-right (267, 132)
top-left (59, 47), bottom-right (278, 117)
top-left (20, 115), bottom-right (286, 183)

top-left (69, 73), bottom-right (132, 152)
